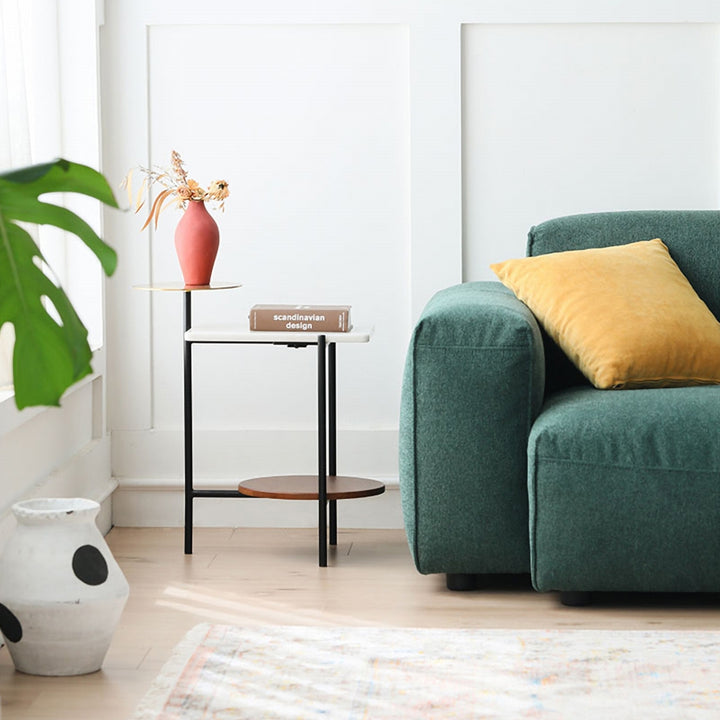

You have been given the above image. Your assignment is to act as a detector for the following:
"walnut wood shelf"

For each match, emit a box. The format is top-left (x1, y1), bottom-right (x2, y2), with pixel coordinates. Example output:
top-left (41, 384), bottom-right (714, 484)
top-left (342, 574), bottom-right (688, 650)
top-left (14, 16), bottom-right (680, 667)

top-left (238, 475), bottom-right (386, 501)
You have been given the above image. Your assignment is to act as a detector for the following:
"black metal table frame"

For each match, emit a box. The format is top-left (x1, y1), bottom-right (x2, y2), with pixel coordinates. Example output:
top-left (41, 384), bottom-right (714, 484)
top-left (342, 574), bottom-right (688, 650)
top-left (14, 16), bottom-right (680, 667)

top-left (182, 291), bottom-right (340, 567)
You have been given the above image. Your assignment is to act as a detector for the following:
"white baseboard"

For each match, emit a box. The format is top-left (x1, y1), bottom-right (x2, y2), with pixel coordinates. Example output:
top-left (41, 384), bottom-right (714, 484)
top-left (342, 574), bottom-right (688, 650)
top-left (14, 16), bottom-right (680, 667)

top-left (0, 436), bottom-right (116, 550)
top-left (112, 477), bottom-right (403, 529)
top-left (111, 427), bottom-right (402, 528)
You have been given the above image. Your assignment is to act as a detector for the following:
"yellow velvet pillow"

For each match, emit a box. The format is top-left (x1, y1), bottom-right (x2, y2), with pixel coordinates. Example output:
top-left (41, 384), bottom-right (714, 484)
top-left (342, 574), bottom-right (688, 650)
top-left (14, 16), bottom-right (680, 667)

top-left (490, 239), bottom-right (720, 389)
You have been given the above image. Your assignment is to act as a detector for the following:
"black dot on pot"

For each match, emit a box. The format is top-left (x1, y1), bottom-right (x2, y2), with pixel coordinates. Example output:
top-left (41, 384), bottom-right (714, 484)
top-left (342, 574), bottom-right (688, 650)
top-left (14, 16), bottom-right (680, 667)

top-left (72, 544), bottom-right (109, 586)
top-left (0, 603), bottom-right (22, 643)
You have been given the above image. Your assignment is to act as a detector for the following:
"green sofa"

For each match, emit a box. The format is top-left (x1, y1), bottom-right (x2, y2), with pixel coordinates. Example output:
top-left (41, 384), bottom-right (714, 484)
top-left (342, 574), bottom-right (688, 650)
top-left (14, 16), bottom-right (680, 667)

top-left (399, 210), bottom-right (720, 603)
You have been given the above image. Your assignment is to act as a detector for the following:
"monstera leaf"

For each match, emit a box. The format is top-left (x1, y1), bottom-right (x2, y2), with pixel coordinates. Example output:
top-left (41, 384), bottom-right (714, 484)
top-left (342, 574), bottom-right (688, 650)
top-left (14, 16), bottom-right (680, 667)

top-left (0, 159), bottom-right (118, 409)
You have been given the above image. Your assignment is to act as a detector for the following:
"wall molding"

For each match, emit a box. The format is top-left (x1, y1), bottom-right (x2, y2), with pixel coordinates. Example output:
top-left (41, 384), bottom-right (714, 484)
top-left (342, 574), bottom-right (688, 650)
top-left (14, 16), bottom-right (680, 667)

top-left (112, 482), bottom-right (401, 529)
top-left (112, 428), bottom-right (398, 479)
top-left (112, 426), bottom-right (400, 527)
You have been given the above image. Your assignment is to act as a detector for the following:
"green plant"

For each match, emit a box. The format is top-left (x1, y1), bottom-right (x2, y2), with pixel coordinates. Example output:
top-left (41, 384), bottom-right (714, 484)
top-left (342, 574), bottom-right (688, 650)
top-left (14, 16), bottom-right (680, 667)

top-left (0, 159), bottom-right (118, 409)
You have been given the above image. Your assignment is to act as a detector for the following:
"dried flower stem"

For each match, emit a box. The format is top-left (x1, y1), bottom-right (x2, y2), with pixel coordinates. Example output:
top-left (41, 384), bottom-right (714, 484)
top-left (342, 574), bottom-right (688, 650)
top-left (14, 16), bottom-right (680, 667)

top-left (123, 150), bottom-right (230, 230)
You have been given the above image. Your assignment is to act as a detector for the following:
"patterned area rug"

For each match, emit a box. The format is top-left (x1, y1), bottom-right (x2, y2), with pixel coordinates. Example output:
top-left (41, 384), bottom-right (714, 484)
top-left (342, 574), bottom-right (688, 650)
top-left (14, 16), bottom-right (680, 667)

top-left (131, 624), bottom-right (720, 719)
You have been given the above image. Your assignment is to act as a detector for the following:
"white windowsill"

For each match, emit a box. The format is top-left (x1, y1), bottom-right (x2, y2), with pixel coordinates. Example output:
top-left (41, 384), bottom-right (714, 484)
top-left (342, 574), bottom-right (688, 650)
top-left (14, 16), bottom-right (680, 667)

top-left (0, 389), bottom-right (46, 436)
top-left (0, 368), bottom-right (101, 438)
top-left (0, 338), bottom-right (105, 436)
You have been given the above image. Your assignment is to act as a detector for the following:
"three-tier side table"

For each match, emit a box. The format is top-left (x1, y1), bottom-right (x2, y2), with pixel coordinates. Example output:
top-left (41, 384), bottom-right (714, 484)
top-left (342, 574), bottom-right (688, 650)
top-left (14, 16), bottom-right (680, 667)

top-left (135, 282), bottom-right (384, 566)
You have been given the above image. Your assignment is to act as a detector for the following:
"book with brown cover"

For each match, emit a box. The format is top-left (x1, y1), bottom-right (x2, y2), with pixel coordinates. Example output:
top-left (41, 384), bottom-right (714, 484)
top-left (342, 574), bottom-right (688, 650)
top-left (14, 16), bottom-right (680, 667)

top-left (249, 304), bottom-right (352, 332)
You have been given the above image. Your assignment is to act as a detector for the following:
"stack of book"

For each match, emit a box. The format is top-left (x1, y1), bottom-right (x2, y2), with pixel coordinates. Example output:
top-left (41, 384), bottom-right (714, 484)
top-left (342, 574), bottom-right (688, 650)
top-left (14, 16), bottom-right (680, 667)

top-left (249, 304), bottom-right (352, 332)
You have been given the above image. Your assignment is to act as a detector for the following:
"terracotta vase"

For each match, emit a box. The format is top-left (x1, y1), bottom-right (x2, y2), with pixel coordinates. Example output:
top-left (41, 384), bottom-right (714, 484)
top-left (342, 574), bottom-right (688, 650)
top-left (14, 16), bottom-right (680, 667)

top-left (174, 200), bottom-right (220, 286)
top-left (0, 498), bottom-right (130, 676)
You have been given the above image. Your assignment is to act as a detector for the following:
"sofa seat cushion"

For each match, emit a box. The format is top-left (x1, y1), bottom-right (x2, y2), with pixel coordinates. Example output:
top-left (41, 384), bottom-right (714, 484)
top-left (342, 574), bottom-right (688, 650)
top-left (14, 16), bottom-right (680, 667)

top-left (528, 386), bottom-right (720, 592)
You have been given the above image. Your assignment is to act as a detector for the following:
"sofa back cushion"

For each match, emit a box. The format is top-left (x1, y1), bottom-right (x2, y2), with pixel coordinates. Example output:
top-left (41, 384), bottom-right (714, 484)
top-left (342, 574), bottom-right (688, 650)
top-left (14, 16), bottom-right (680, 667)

top-left (526, 211), bottom-right (720, 393)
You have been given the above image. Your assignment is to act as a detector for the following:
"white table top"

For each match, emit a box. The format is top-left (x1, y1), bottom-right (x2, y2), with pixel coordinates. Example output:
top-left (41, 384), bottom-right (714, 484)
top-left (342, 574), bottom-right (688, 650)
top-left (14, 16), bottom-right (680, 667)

top-left (185, 325), bottom-right (372, 344)
top-left (134, 284), bottom-right (369, 343)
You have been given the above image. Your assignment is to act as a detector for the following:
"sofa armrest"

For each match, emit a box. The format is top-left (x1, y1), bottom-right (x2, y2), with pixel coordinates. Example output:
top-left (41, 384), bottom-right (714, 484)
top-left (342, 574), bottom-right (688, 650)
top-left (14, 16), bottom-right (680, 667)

top-left (399, 281), bottom-right (545, 575)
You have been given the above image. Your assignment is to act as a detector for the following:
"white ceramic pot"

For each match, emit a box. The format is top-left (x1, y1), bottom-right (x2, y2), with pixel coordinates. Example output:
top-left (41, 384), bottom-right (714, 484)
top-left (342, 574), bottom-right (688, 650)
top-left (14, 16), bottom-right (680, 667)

top-left (0, 498), bottom-right (129, 676)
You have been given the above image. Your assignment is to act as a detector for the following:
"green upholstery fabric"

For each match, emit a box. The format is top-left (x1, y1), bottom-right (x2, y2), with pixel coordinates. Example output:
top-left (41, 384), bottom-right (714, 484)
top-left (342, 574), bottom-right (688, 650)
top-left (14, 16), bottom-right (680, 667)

top-left (528, 211), bottom-right (720, 317)
top-left (400, 210), bottom-right (720, 593)
top-left (399, 282), bottom-right (544, 574)
top-left (528, 211), bottom-right (720, 394)
top-left (529, 386), bottom-right (720, 592)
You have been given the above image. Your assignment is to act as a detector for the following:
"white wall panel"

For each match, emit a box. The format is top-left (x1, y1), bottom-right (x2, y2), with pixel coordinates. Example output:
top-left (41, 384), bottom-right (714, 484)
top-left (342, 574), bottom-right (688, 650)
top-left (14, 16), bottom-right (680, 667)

top-left (101, 1), bottom-right (720, 528)
top-left (146, 24), bottom-right (409, 435)
top-left (463, 23), bottom-right (720, 279)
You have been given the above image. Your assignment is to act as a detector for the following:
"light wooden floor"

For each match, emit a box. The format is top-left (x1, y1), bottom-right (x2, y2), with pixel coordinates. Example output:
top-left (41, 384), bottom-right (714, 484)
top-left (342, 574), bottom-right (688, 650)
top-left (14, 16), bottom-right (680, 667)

top-left (1, 526), bottom-right (720, 719)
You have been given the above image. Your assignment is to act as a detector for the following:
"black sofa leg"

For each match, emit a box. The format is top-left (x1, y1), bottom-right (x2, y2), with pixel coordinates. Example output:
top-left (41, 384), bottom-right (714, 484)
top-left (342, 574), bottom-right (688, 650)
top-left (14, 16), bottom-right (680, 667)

top-left (446, 573), bottom-right (480, 591)
top-left (561, 591), bottom-right (592, 607)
